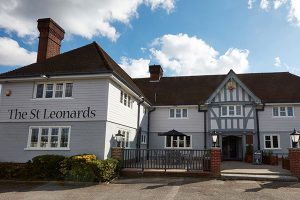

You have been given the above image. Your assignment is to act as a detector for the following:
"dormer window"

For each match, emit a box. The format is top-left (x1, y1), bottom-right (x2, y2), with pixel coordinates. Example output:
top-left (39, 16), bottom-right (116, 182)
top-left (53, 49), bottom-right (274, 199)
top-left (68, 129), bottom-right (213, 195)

top-left (34, 82), bottom-right (73, 99)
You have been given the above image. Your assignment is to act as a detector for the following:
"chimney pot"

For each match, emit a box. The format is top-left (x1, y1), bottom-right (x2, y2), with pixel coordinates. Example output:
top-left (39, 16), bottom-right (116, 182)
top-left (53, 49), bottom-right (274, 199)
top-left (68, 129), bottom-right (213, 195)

top-left (149, 65), bottom-right (163, 81)
top-left (37, 18), bottom-right (65, 62)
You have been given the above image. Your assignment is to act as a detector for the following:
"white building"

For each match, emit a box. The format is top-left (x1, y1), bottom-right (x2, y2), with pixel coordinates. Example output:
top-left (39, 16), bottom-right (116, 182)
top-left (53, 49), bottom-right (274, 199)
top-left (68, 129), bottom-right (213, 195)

top-left (0, 18), bottom-right (300, 162)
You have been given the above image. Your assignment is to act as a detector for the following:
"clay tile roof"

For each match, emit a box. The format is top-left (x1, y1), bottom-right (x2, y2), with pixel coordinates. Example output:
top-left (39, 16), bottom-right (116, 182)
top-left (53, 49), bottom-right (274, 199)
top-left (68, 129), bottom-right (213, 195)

top-left (0, 42), bottom-right (144, 97)
top-left (133, 72), bottom-right (300, 105)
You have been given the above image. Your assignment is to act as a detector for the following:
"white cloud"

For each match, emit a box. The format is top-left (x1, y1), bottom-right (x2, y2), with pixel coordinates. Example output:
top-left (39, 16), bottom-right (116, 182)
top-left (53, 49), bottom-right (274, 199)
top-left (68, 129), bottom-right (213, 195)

top-left (274, 56), bottom-right (282, 67)
top-left (148, 33), bottom-right (249, 76)
top-left (0, 37), bottom-right (36, 67)
top-left (274, 56), bottom-right (299, 73)
top-left (274, 0), bottom-right (287, 9)
top-left (260, 0), bottom-right (270, 10)
top-left (248, 0), bottom-right (256, 9)
top-left (119, 57), bottom-right (150, 78)
top-left (288, 0), bottom-right (300, 25)
top-left (0, 0), bottom-right (175, 42)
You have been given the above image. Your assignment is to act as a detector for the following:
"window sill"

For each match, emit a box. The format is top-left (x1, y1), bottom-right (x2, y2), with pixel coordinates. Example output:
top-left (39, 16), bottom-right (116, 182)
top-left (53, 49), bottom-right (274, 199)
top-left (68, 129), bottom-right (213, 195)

top-left (168, 118), bottom-right (189, 119)
top-left (31, 98), bottom-right (74, 100)
top-left (272, 116), bottom-right (295, 118)
top-left (164, 147), bottom-right (192, 149)
top-left (24, 148), bottom-right (70, 151)
top-left (263, 148), bottom-right (281, 150)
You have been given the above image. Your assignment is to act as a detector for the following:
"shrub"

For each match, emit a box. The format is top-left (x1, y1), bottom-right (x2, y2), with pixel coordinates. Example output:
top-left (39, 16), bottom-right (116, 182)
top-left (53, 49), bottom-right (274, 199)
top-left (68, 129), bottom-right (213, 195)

top-left (0, 163), bottom-right (30, 179)
top-left (31, 155), bottom-right (65, 180)
top-left (60, 156), bottom-right (120, 182)
top-left (60, 154), bottom-right (100, 182)
top-left (98, 158), bottom-right (120, 182)
top-left (246, 144), bottom-right (253, 155)
top-left (72, 154), bottom-right (97, 161)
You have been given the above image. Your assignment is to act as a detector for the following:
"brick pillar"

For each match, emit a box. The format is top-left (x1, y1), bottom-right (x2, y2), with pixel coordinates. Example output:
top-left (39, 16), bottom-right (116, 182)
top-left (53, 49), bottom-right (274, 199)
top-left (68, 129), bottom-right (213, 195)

top-left (210, 148), bottom-right (221, 177)
top-left (111, 147), bottom-right (124, 160)
top-left (288, 148), bottom-right (300, 179)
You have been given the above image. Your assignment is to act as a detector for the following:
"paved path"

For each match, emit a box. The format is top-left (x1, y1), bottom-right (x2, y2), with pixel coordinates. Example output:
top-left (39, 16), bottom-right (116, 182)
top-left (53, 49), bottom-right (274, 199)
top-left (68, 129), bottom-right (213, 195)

top-left (221, 161), bottom-right (298, 181)
top-left (1, 178), bottom-right (300, 200)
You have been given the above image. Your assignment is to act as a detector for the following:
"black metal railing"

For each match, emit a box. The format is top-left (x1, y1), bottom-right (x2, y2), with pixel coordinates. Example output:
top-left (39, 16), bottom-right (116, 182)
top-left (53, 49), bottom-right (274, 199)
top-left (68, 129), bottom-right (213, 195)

top-left (122, 149), bottom-right (211, 171)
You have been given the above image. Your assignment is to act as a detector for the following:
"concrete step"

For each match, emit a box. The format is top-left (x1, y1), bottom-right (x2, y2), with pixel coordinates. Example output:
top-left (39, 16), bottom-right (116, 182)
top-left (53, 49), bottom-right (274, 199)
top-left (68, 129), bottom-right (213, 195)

top-left (221, 171), bottom-right (292, 176)
top-left (221, 173), bottom-right (298, 182)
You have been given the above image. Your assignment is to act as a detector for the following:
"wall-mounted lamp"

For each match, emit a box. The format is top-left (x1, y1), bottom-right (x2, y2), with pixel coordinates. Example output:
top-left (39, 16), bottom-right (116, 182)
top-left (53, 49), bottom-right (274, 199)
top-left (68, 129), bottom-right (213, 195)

top-left (40, 74), bottom-right (49, 79)
top-left (5, 89), bottom-right (12, 96)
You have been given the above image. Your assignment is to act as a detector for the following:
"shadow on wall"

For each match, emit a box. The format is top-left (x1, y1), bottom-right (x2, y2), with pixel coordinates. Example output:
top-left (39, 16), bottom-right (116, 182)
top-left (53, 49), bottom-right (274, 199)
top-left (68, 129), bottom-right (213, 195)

top-left (107, 135), bottom-right (117, 158)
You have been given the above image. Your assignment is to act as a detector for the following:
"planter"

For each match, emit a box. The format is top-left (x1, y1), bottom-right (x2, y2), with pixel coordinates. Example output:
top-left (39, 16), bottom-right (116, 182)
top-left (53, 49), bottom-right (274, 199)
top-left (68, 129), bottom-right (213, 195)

top-left (262, 155), bottom-right (278, 165)
top-left (282, 158), bottom-right (290, 170)
top-left (245, 154), bottom-right (253, 163)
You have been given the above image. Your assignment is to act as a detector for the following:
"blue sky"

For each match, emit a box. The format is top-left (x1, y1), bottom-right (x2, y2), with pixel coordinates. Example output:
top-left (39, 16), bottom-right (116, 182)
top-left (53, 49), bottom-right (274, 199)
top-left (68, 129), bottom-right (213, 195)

top-left (0, 0), bottom-right (300, 77)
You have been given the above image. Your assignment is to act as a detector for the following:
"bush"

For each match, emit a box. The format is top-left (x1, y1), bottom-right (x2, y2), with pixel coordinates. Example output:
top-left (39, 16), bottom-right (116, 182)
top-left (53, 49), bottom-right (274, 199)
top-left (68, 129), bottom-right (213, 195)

top-left (246, 144), bottom-right (253, 155)
top-left (60, 156), bottom-right (120, 182)
top-left (72, 154), bottom-right (97, 161)
top-left (60, 154), bottom-right (100, 182)
top-left (31, 155), bottom-right (65, 180)
top-left (98, 158), bottom-right (120, 182)
top-left (0, 163), bottom-right (30, 179)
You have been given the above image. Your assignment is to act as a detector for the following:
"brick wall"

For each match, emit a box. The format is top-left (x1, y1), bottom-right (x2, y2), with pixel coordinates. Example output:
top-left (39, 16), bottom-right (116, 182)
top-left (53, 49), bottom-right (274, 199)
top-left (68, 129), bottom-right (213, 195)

top-left (210, 148), bottom-right (221, 177)
top-left (111, 147), bottom-right (124, 160)
top-left (288, 148), bottom-right (300, 179)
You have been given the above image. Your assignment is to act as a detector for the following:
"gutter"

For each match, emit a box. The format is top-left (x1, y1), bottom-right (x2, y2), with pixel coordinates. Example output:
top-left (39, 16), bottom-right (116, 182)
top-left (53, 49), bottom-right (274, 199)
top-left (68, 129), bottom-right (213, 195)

top-left (136, 97), bottom-right (145, 149)
top-left (198, 104), bottom-right (208, 149)
top-left (147, 108), bottom-right (156, 149)
top-left (256, 102), bottom-right (265, 150)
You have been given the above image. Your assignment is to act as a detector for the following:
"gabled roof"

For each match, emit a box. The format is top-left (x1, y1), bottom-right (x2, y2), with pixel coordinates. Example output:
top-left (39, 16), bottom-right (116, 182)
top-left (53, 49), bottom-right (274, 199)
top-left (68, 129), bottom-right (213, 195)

top-left (206, 70), bottom-right (261, 103)
top-left (0, 42), bottom-right (144, 98)
top-left (133, 72), bottom-right (300, 105)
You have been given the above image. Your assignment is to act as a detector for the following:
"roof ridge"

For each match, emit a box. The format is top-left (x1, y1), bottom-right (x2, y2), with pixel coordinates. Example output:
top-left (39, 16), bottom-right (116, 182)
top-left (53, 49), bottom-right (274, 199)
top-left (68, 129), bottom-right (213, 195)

top-left (92, 41), bottom-right (113, 71)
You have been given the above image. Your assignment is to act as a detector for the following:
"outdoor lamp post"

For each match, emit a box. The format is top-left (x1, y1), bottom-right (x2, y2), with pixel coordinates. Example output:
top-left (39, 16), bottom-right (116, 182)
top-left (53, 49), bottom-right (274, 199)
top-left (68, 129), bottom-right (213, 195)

top-left (115, 131), bottom-right (124, 147)
top-left (290, 128), bottom-right (300, 148)
top-left (212, 130), bottom-right (218, 147)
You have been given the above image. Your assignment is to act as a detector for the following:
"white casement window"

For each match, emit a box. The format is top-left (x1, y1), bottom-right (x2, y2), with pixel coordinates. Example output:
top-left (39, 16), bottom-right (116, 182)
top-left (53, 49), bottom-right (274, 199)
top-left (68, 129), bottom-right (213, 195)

top-left (34, 82), bottom-right (73, 99)
top-left (27, 126), bottom-right (71, 150)
top-left (141, 134), bottom-right (147, 144)
top-left (264, 134), bottom-right (280, 149)
top-left (120, 90), bottom-right (133, 109)
top-left (221, 105), bottom-right (242, 117)
top-left (165, 135), bottom-right (192, 148)
top-left (119, 130), bottom-right (130, 148)
top-left (169, 108), bottom-right (188, 118)
top-left (273, 106), bottom-right (294, 117)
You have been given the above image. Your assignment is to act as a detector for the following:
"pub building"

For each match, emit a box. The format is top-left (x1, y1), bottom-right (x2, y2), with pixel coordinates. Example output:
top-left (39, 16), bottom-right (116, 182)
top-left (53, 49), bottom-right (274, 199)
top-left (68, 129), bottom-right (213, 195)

top-left (1, 18), bottom-right (300, 162)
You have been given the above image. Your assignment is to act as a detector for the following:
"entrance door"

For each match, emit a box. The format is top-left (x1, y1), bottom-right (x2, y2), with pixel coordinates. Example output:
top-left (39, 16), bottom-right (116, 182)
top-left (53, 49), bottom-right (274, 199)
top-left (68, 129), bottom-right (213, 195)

top-left (222, 136), bottom-right (242, 160)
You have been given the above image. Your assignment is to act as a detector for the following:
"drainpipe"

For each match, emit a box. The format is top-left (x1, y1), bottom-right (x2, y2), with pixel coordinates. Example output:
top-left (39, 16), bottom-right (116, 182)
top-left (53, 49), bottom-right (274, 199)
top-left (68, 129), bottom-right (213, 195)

top-left (136, 97), bottom-right (145, 149)
top-left (198, 103), bottom-right (208, 149)
top-left (256, 102), bottom-right (265, 150)
top-left (147, 108), bottom-right (156, 149)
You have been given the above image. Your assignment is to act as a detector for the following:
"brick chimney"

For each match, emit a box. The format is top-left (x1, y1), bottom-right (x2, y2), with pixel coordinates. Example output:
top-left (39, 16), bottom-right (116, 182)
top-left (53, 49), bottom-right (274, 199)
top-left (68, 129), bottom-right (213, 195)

top-left (149, 65), bottom-right (163, 81)
top-left (37, 18), bottom-right (65, 62)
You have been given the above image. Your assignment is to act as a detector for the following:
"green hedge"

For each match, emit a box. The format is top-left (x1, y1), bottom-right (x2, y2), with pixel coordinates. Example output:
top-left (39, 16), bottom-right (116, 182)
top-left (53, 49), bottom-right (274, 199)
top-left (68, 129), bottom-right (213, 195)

top-left (0, 154), bottom-right (120, 182)
top-left (0, 163), bottom-right (30, 179)
top-left (60, 155), bottom-right (120, 182)
top-left (31, 155), bottom-right (66, 180)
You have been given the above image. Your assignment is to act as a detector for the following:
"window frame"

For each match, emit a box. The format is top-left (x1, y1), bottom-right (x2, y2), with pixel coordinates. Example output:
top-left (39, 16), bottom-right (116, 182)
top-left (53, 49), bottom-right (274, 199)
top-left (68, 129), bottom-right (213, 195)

top-left (272, 106), bottom-right (294, 117)
top-left (33, 82), bottom-right (73, 100)
top-left (263, 134), bottom-right (280, 149)
top-left (25, 126), bottom-right (71, 150)
top-left (141, 134), bottom-right (147, 144)
top-left (220, 105), bottom-right (243, 117)
top-left (164, 135), bottom-right (192, 149)
top-left (120, 90), bottom-right (133, 109)
top-left (169, 108), bottom-right (188, 119)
